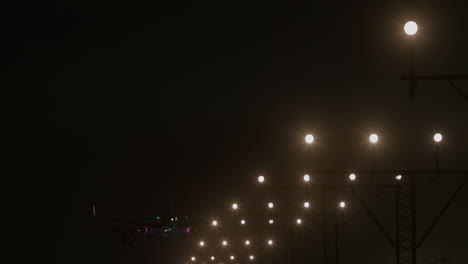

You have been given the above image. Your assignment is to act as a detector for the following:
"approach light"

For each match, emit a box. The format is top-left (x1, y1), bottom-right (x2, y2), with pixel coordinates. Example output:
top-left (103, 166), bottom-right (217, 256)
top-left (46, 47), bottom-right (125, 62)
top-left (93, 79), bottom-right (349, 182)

top-left (269, 219), bottom-right (274, 224)
top-left (305, 134), bottom-right (314, 144)
top-left (245, 240), bottom-right (250, 246)
top-left (404, 21), bottom-right (418, 35)
top-left (241, 219), bottom-right (246, 225)
top-left (222, 240), bottom-right (228, 246)
top-left (304, 202), bottom-right (310, 208)
top-left (250, 255), bottom-right (255, 260)
top-left (268, 202), bottom-right (274, 209)
top-left (434, 133), bottom-right (443, 143)
top-left (339, 201), bottom-right (346, 208)
top-left (212, 220), bottom-right (218, 226)
top-left (349, 173), bottom-right (356, 181)
top-left (396, 175), bottom-right (402, 181)
top-left (211, 256), bottom-right (215, 261)
top-left (230, 255), bottom-right (235, 260)
top-left (296, 218), bottom-right (302, 224)
top-left (369, 134), bottom-right (379, 144)
top-left (199, 241), bottom-right (205, 247)
top-left (191, 257), bottom-right (196, 261)
top-left (232, 203), bottom-right (238, 210)
top-left (303, 174), bottom-right (310, 182)
top-left (258, 175), bottom-right (265, 183)
top-left (267, 239), bottom-right (273, 245)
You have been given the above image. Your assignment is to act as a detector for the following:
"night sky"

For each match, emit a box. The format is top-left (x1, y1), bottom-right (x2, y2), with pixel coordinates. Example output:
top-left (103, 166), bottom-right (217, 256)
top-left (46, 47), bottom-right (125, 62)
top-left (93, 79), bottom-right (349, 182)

top-left (5, 1), bottom-right (468, 263)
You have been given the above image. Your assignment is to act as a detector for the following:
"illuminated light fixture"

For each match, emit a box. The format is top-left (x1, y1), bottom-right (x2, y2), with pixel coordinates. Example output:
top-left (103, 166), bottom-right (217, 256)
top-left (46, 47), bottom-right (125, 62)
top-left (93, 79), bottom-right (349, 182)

top-left (339, 201), bottom-right (346, 208)
top-left (303, 174), bottom-right (310, 182)
top-left (434, 133), bottom-right (443, 143)
top-left (199, 241), bottom-right (205, 247)
top-left (396, 175), bottom-right (402, 181)
top-left (258, 175), bottom-right (265, 183)
top-left (232, 203), bottom-right (238, 210)
top-left (211, 256), bottom-right (215, 261)
top-left (296, 218), bottom-right (302, 224)
top-left (222, 240), bottom-right (228, 246)
top-left (269, 219), bottom-right (274, 224)
top-left (191, 257), bottom-right (196, 261)
top-left (369, 134), bottom-right (379, 144)
top-left (241, 219), bottom-right (246, 225)
top-left (268, 202), bottom-right (274, 209)
top-left (349, 173), bottom-right (356, 181)
top-left (305, 134), bottom-right (314, 144)
top-left (230, 255), bottom-right (235, 260)
top-left (212, 220), bottom-right (218, 226)
top-left (267, 239), bottom-right (273, 245)
top-left (304, 201), bottom-right (310, 208)
top-left (245, 240), bottom-right (250, 246)
top-left (404, 21), bottom-right (418, 35)
top-left (250, 255), bottom-right (255, 260)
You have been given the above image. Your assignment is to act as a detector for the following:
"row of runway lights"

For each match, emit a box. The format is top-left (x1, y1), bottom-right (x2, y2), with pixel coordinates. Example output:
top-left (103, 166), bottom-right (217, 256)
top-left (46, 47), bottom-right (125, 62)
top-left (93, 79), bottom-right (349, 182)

top-left (198, 239), bottom-right (274, 248)
top-left (303, 133), bottom-right (443, 144)
top-left (257, 172), bottom-right (403, 185)
top-left (191, 255), bottom-right (256, 262)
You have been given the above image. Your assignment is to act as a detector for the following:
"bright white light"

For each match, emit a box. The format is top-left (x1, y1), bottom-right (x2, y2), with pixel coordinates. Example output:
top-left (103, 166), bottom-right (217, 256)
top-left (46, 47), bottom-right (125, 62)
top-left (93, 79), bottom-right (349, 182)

top-left (245, 240), bottom-right (250, 246)
top-left (199, 241), bottom-right (205, 247)
top-left (404, 21), bottom-right (418, 35)
top-left (212, 220), bottom-right (218, 226)
top-left (303, 174), bottom-right (310, 182)
top-left (369, 134), bottom-right (379, 144)
top-left (349, 173), bottom-right (356, 181)
top-left (268, 202), bottom-right (274, 209)
top-left (250, 255), bottom-right (255, 260)
top-left (434, 133), bottom-right (443, 143)
top-left (258, 175), bottom-right (265, 183)
top-left (222, 240), bottom-right (228, 246)
top-left (230, 256), bottom-right (235, 260)
top-left (211, 256), bottom-right (215, 261)
top-left (339, 201), bottom-right (346, 208)
top-left (396, 175), bottom-right (402, 181)
top-left (241, 219), bottom-right (246, 225)
top-left (305, 134), bottom-right (314, 144)
top-left (269, 219), bottom-right (274, 224)
top-left (232, 203), bottom-right (238, 210)
top-left (304, 201), bottom-right (310, 208)
top-left (191, 257), bottom-right (196, 261)
top-left (296, 218), bottom-right (302, 224)
top-left (267, 239), bottom-right (273, 245)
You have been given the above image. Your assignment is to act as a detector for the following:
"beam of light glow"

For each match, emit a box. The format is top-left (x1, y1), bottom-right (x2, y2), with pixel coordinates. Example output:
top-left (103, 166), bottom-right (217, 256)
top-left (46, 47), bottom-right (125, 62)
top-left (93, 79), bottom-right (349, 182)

top-left (258, 175), bottom-right (265, 183)
top-left (349, 173), bottom-right (356, 181)
top-left (191, 257), bottom-right (196, 261)
top-left (404, 21), bottom-right (418, 35)
top-left (212, 220), bottom-right (218, 226)
top-left (245, 240), bottom-right (250, 246)
top-left (211, 256), bottom-right (215, 261)
top-left (396, 175), bottom-right (402, 181)
top-left (269, 219), bottom-right (274, 224)
top-left (305, 134), bottom-right (314, 144)
top-left (230, 255), bottom-right (235, 260)
top-left (199, 241), bottom-right (205, 247)
top-left (369, 134), bottom-right (378, 143)
top-left (304, 201), bottom-right (310, 208)
top-left (250, 255), bottom-right (255, 260)
top-left (232, 203), bottom-right (238, 210)
top-left (268, 202), bottom-right (274, 208)
top-left (339, 201), bottom-right (346, 208)
top-left (434, 133), bottom-right (443, 143)
top-left (268, 239), bottom-right (273, 245)
top-left (296, 218), bottom-right (302, 224)
top-left (222, 240), bottom-right (228, 246)
top-left (303, 174), bottom-right (310, 182)
top-left (241, 219), bottom-right (246, 225)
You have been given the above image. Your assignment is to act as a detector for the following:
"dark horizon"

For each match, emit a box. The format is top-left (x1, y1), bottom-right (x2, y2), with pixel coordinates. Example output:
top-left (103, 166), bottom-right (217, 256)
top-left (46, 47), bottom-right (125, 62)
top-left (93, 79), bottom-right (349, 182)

top-left (5, 1), bottom-right (468, 263)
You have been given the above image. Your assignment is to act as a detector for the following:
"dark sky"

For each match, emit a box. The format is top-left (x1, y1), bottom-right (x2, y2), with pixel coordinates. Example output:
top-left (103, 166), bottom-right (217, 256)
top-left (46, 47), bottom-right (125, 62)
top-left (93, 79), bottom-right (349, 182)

top-left (5, 0), bottom-right (468, 263)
